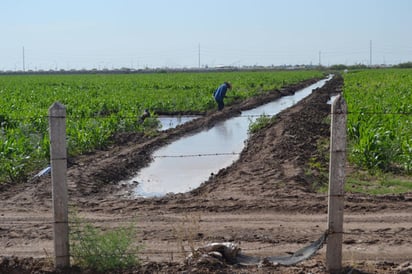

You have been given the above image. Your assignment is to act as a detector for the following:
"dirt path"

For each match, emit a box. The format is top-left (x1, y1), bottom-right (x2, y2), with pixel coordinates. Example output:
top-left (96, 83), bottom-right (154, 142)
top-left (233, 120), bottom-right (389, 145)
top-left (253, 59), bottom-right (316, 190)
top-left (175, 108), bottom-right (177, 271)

top-left (1, 75), bottom-right (411, 273)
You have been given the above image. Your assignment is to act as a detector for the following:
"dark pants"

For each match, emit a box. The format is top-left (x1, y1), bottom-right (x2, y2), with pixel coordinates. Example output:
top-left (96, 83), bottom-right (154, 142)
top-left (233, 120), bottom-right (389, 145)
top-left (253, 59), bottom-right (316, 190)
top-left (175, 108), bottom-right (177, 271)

top-left (215, 98), bottom-right (224, 111)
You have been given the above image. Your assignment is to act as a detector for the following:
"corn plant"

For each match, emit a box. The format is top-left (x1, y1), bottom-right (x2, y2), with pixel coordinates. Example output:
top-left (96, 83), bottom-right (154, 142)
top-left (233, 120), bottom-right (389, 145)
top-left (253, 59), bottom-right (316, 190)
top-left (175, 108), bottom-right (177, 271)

top-left (344, 69), bottom-right (412, 173)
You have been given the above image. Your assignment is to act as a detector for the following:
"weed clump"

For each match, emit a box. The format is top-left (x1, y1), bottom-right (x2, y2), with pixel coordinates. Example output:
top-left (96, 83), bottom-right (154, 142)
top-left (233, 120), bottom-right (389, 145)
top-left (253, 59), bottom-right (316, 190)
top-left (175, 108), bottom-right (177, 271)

top-left (70, 212), bottom-right (142, 272)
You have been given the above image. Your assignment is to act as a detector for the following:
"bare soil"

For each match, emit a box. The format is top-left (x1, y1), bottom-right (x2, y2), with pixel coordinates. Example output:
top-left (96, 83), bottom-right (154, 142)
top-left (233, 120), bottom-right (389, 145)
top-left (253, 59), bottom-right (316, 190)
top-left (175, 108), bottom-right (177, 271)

top-left (0, 75), bottom-right (411, 273)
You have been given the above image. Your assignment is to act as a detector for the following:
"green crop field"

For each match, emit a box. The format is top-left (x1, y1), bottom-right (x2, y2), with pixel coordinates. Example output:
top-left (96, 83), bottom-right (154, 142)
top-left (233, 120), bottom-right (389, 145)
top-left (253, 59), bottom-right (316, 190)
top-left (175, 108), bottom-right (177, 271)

top-left (343, 69), bottom-right (412, 174)
top-left (0, 70), bottom-right (323, 183)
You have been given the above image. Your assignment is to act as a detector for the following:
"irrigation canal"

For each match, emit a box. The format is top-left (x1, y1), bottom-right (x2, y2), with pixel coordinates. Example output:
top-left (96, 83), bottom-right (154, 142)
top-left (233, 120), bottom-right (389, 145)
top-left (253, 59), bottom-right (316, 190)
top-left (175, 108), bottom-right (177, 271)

top-left (125, 76), bottom-right (333, 197)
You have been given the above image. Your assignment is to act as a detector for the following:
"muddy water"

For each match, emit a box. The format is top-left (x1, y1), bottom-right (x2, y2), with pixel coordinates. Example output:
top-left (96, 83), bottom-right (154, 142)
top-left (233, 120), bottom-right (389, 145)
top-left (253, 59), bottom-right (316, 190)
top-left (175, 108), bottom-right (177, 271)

top-left (127, 76), bottom-right (332, 197)
top-left (158, 115), bottom-right (200, 131)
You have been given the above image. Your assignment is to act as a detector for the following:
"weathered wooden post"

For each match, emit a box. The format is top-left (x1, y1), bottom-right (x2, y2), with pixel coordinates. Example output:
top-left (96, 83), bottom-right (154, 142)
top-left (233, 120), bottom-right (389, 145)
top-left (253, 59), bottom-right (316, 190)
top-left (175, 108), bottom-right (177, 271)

top-left (49, 102), bottom-right (70, 268)
top-left (326, 94), bottom-right (347, 272)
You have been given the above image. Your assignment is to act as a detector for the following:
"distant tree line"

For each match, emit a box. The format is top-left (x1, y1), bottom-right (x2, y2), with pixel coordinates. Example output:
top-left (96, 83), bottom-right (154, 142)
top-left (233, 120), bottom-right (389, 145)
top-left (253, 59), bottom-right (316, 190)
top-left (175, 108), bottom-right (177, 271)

top-left (2, 62), bottom-right (411, 76)
top-left (329, 62), bottom-right (412, 71)
top-left (393, 62), bottom-right (412, 68)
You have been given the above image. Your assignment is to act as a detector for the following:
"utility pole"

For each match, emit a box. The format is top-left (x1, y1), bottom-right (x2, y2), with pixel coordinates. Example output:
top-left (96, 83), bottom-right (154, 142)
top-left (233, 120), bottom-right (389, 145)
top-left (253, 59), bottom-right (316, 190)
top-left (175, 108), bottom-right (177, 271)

top-left (319, 51), bottom-right (321, 67)
top-left (369, 40), bottom-right (372, 67)
top-left (22, 46), bottom-right (25, 72)
top-left (198, 43), bottom-right (201, 68)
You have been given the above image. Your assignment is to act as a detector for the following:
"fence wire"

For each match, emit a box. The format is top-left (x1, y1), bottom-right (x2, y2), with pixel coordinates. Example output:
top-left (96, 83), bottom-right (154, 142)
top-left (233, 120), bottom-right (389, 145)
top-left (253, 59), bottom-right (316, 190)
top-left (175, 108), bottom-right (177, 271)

top-left (4, 110), bottom-right (412, 122)
top-left (153, 152), bottom-right (240, 158)
top-left (2, 109), bottom-right (411, 261)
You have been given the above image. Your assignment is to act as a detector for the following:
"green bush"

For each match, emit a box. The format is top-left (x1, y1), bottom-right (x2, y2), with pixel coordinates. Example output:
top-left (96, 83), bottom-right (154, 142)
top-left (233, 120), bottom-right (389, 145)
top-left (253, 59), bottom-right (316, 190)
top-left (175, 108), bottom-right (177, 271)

top-left (70, 213), bottom-right (141, 272)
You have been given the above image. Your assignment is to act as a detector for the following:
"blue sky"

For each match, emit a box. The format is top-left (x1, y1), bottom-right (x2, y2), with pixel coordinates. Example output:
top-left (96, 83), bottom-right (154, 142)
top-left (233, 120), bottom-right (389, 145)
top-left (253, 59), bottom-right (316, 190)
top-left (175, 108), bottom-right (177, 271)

top-left (1, 0), bottom-right (411, 70)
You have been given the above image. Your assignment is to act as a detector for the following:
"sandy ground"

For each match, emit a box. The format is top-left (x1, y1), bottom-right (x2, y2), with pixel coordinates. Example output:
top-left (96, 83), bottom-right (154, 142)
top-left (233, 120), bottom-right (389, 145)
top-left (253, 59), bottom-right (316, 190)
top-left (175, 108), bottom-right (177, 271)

top-left (0, 75), bottom-right (411, 273)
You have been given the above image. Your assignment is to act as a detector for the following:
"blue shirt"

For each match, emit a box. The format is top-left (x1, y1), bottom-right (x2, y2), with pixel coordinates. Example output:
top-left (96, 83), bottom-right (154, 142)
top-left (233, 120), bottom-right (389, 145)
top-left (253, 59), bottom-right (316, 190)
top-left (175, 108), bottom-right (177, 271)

top-left (213, 83), bottom-right (229, 101)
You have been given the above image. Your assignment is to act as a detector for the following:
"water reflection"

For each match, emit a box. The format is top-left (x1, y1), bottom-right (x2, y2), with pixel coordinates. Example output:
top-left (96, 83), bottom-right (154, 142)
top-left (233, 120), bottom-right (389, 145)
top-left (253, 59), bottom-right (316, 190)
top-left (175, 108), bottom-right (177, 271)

top-left (158, 116), bottom-right (200, 131)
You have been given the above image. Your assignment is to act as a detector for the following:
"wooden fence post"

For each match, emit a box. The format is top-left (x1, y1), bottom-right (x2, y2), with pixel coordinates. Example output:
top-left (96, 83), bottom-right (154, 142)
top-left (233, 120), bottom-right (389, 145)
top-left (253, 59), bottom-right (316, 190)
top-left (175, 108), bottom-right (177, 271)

top-left (326, 94), bottom-right (347, 273)
top-left (49, 102), bottom-right (70, 268)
